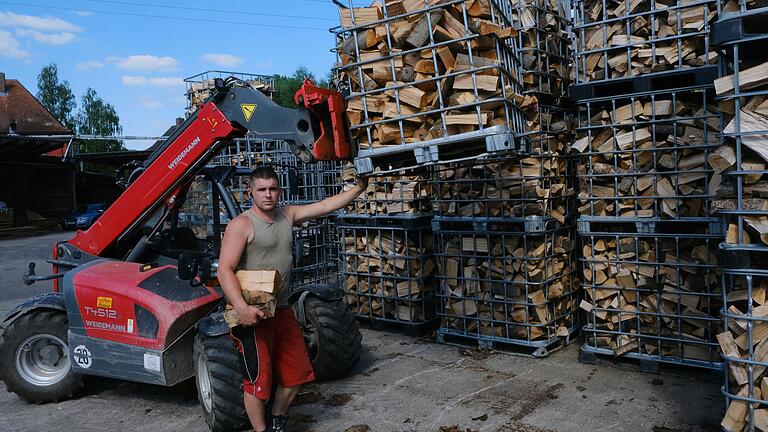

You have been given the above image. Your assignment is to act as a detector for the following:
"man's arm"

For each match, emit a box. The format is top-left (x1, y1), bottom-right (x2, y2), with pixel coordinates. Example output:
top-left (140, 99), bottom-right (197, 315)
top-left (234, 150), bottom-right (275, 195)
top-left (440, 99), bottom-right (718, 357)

top-left (285, 177), bottom-right (368, 225)
top-left (218, 216), bottom-right (265, 326)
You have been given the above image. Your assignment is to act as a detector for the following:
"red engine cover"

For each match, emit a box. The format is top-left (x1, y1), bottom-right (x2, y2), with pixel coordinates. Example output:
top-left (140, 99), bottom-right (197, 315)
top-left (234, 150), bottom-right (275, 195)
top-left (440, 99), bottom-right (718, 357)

top-left (71, 261), bottom-right (220, 350)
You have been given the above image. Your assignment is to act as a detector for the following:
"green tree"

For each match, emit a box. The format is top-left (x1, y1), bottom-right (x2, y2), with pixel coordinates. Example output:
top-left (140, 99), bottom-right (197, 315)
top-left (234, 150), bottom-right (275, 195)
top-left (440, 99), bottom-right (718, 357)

top-left (36, 63), bottom-right (77, 131)
top-left (272, 66), bottom-right (332, 108)
top-left (76, 87), bottom-right (125, 153)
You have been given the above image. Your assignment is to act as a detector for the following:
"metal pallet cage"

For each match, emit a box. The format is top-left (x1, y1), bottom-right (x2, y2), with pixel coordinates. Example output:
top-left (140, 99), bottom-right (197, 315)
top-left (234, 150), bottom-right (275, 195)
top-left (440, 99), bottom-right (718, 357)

top-left (511, 0), bottom-right (572, 96)
top-left (332, 0), bottom-right (528, 174)
top-left (342, 164), bottom-right (432, 216)
top-left (183, 70), bottom-right (275, 115)
top-left (579, 222), bottom-right (723, 370)
top-left (717, 0), bottom-right (768, 14)
top-left (338, 217), bottom-right (437, 326)
top-left (718, 247), bottom-right (768, 432)
top-left (571, 0), bottom-right (716, 86)
top-left (431, 104), bottom-right (576, 221)
top-left (212, 137), bottom-right (343, 207)
top-left (434, 220), bottom-right (578, 354)
top-left (711, 28), bottom-right (768, 249)
top-left (292, 218), bottom-right (338, 290)
top-left (573, 85), bottom-right (720, 221)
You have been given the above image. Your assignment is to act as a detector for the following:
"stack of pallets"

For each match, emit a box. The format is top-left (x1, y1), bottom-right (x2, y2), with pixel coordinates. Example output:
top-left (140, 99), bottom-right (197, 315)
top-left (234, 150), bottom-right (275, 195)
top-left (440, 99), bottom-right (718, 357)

top-left (710, 3), bottom-right (768, 430)
top-left (571, 0), bottom-right (724, 372)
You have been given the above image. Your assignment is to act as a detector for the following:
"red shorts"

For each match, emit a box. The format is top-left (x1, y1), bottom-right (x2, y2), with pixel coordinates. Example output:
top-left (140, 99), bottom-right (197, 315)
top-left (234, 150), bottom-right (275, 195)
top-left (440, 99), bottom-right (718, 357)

top-left (229, 308), bottom-right (315, 400)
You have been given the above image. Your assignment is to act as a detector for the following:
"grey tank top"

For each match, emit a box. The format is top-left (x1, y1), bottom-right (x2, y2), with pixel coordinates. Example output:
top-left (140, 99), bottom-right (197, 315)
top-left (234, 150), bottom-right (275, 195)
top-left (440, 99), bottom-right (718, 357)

top-left (238, 209), bottom-right (293, 307)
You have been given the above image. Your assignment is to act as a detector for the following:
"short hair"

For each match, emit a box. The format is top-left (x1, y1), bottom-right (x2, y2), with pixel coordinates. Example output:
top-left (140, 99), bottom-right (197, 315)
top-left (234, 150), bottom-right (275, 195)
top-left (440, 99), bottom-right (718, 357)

top-left (249, 166), bottom-right (280, 185)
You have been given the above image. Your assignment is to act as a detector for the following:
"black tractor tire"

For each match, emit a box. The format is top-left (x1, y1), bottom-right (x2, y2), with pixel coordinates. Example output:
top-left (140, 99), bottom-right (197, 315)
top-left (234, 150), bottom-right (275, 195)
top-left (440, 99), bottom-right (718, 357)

top-left (0, 310), bottom-right (84, 404)
top-left (300, 296), bottom-right (362, 381)
top-left (193, 333), bottom-right (249, 432)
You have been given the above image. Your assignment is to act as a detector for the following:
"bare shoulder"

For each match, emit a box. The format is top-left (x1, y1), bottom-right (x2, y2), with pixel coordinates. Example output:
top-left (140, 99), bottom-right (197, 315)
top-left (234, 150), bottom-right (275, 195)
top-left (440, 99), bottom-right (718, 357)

top-left (224, 213), bottom-right (254, 241)
top-left (279, 206), bottom-right (297, 225)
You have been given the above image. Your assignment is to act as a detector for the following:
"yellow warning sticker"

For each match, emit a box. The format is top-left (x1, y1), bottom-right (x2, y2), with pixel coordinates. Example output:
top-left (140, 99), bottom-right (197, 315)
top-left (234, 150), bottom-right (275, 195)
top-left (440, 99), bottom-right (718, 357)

top-left (97, 296), bottom-right (113, 308)
top-left (241, 104), bottom-right (257, 122)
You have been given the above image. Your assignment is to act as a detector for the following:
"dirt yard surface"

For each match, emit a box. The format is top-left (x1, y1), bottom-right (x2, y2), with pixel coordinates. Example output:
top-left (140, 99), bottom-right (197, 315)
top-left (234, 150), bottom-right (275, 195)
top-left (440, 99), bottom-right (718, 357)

top-left (0, 232), bottom-right (724, 432)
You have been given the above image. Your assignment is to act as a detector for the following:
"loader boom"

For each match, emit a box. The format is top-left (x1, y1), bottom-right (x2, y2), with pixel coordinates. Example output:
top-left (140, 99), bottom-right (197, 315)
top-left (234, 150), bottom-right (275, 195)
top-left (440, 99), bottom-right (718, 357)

top-left (69, 78), bottom-right (349, 257)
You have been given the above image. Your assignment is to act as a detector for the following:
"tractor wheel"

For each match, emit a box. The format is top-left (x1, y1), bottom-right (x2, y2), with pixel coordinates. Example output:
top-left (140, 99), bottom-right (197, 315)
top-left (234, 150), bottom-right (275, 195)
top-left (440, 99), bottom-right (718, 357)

top-left (300, 296), bottom-right (362, 381)
top-left (193, 333), bottom-right (249, 432)
top-left (0, 310), bottom-right (84, 404)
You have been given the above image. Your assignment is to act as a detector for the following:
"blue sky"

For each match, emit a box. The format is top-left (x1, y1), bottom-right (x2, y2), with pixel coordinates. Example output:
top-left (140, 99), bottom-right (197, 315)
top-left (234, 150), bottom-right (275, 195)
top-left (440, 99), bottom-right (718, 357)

top-left (0, 0), bottom-right (341, 149)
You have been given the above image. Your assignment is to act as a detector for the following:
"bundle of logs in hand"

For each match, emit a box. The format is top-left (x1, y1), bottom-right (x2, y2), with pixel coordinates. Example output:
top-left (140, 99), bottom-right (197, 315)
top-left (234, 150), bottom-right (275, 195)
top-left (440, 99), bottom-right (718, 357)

top-left (718, 274), bottom-right (768, 431)
top-left (342, 228), bottom-right (436, 322)
top-left (335, 0), bottom-right (525, 149)
top-left (437, 229), bottom-right (577, 340)
top-left (572, 0), bottom-right (717, 82)
top-left (343, 165), bottom-right (431, 215)
top-left (572, 90), bottom-right (719, 219)
top-left (712, 59), bottom-right (768, 245)
top-left (580, 235), bottom-right (721, 362)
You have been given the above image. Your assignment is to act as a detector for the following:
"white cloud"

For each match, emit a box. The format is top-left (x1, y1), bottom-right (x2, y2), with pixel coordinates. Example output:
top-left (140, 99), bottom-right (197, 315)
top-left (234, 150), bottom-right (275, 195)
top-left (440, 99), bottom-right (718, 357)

top-left (137, 95), bottom-right (163, 109)
top-left (74, 11), bottom-right (94, 17)
top-left (115, 55), bottom-right (179, 72)
top-left (256, 60), bottom-right (273, 69)
top-left (122, 76), bottom-right (184, 88)
top-left (0, 12), bottom-right (81, 32)
top-left (200, 53), bottom-right (244, 68)
top-left (0, 30), bottom-right (30, 59)
top-left (76, 60), bottom-right (104, 70)
top-left (16, 29), bottom-right (75, 45)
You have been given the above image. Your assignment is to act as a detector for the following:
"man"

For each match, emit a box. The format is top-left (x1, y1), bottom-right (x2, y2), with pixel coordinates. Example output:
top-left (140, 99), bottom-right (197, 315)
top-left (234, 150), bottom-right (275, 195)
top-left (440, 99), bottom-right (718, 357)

top-left (217, 166), bottom-right (368, 432)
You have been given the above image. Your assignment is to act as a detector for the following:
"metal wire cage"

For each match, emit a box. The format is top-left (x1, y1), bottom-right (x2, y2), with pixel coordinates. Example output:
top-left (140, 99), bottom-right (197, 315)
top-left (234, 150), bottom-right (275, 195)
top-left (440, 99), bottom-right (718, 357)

top-left (212, 136), bottom-right (343, 207)
top-left (332, 0), bottom-right (528, 173)
top-left (434, 220), bottom-right (578, 353)
top-left (580, 223), bottom-right (723, 369)
top-left (712, 34), bottom-right (768, 249)
top-left (291, 218), bottom-right (338, 290)
top-left (338, 220), bottom-right (437, 325)
top-left (573, 86), bottom-right (720, 221)
top-left (571, 0), bottom-right (716, 85)
top-left (431, 104), bottom-right (576, 220)
top-left (717, 0), bottom-right (768, 14)
top-left (183, 70), bottom-right (275, 115)
top-left (719, 248), bottom-right (768, 432)
top-left (511, 0), bottom-right (572, 96)
top-left (342, 164), bottom-right (432, 216)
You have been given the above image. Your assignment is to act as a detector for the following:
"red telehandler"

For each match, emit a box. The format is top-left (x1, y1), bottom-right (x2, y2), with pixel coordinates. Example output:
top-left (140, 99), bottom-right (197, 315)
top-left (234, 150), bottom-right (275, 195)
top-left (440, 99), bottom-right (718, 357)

top-left (0, 77), bottom-right (362, 431)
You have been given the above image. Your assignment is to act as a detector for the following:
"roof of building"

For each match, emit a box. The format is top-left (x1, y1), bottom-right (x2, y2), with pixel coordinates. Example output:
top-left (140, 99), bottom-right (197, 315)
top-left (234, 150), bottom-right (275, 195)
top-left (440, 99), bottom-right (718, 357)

top-left (0, 75), bottom-right (71, 160)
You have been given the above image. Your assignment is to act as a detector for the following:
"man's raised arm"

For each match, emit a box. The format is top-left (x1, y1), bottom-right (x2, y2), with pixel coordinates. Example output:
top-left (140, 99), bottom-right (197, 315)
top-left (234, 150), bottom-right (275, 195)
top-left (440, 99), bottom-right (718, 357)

top-left (285, 177), bottom-right (368, 225)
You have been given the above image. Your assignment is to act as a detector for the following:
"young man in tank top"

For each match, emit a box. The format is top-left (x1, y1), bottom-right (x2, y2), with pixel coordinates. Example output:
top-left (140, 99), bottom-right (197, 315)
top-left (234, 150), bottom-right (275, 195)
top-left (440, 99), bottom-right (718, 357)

top-left (217, 166), bottom-right (368, 432)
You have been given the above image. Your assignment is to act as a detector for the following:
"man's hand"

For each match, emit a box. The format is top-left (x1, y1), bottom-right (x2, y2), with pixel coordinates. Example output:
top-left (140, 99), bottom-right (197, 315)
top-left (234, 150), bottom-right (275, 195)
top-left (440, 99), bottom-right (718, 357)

top-left (235, 304), bottom-right (266, 326)
top-left (356, 176), bottom-right (369, 190)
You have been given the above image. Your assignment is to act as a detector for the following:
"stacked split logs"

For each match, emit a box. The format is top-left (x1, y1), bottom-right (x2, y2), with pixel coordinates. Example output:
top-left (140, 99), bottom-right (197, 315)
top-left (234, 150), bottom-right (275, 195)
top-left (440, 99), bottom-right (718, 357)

top-left (340, 222), bottom-right (436, 324)
top-left (572, 0), bottom-right (717, 83)
top-left (185, 76), bottom-right (273, 116)
top-left (436, 224), bottom-right (577, 341)
top-left (342, 164), bottom-right (431, 215)
top-left (334, 0), bottom-right (526, 152)
top-left (572, 89), bottom-right (719, 219)
top-left (580, 232), bottom-right (721, 363)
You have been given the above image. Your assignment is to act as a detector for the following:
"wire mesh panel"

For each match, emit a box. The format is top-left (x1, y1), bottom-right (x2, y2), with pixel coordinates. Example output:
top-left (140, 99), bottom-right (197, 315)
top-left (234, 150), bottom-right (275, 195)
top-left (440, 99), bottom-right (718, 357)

top-left (291, 218), bottom-right (337, 291)
top-left (213, 136), bottom-right (343, 207)
top-left (580, 223), bottom-right (722, 369)
top-left (571, 0), bottom-right (717, 86)
top-left (333, 0), bottom-right (527, 173)
top-left (183, 70), bottom-right (275, 116)
top-left (432, 104), bottom-right (575, 220)
top-left (573, 86), bottom-right (719, 220)
top-left (434, 220), bottom-right (578, 354)
top-left (339, 217), bottom-right (437, 326)
top-left (511, 0), bottom-right (571, 96)
top-left (711, 35), bottom-right (768, 249)
top-left (342, 164), bottom-right (431, 216)
top-left (718, 0), bottom-right (768, 14)
top-left (718, 248), bottom-right (768, 432)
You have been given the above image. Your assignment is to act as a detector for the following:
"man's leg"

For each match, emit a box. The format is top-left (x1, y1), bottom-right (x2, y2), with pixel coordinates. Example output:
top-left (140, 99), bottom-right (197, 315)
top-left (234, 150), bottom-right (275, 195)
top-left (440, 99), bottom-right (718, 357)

top-left (244, 392), bottom-right (268, 431)
top-left (270, 385), bottom-right (301, 416)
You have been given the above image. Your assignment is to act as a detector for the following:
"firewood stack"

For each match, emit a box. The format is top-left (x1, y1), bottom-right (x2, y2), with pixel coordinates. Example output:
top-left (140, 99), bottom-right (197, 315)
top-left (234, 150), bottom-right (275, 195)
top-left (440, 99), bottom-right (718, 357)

top-left (571, 0), bottom-right (725, 371)
top-left (571, 0), bottom-right (717, 84)
top-left (184, 72), bottom-right (274, 116)
top-left (711, 4), bottom-right (768, 430)
top-left (333, 0), bottom-right (527, 173)
top-left (339, 217), bottom-right (437, 328)
top-left (434, 221), bottom-right (578, 351)
top-left (342, 164), bottom-right (431, 216)
top-left (579, 227), bottom-right (722, 367)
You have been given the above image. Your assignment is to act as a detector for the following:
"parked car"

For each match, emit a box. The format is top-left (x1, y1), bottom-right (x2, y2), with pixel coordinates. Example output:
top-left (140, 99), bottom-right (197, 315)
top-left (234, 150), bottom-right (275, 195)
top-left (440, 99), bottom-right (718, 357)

top-left (63, 203), bottom-right (107, 229)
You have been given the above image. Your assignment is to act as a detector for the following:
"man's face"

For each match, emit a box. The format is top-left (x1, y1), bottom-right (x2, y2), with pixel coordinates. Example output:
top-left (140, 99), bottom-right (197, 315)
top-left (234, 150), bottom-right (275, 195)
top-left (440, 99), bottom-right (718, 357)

top-left (250, 178), bottom-right (281, 211)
